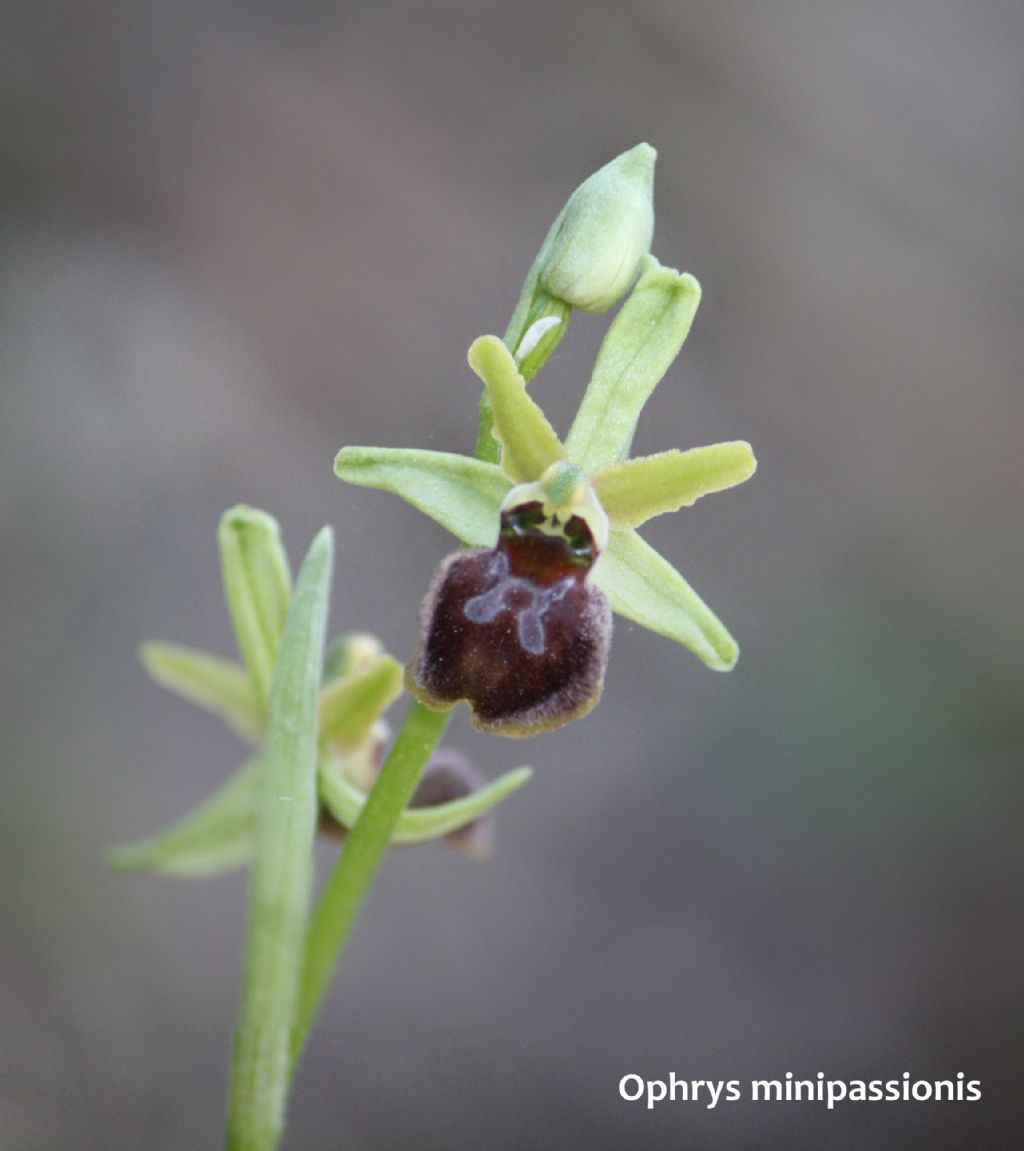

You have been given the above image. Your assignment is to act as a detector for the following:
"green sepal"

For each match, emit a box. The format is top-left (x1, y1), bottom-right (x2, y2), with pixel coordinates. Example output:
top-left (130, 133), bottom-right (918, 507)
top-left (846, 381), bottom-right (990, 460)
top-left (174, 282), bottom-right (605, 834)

top-left (592, 442), bottom-right (757, 528)
top-left (595, 528), bottom-right (738, 670)
top-left (138, 642), bottom-right (263, 743)
top-left (334, 446), bottom-right (509, 548)
top-left (218, 506), bottom-right (292, 707)
top-left (467, 335), bottom-right (565, 483)
top-left (564, 257), bottom-right (701, 472)
top-left (318, 761), bottom-right (533, 845)
top-left (109, 760), bottom-right (259, 877)
top-left (319, 654), bottom-right (404, 752)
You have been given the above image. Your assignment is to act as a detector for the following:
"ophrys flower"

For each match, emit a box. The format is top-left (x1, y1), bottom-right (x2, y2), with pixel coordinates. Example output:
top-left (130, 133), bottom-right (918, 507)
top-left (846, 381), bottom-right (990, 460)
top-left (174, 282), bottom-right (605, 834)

top-left (336, 256), bottom-right (756, 735)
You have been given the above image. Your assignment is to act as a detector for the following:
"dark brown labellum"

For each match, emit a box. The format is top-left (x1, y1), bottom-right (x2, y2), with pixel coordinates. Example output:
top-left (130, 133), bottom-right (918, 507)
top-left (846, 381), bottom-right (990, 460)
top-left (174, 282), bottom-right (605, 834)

top-left (409, 504), bottom-right (612, 736)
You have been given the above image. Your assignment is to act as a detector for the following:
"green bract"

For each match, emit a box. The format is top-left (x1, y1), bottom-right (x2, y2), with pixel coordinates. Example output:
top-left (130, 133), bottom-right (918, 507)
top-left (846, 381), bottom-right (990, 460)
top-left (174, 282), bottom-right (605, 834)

top-left (227, 526), bottom-right (333, 1151)
top-left (335, 256), bottom-right (756, 672)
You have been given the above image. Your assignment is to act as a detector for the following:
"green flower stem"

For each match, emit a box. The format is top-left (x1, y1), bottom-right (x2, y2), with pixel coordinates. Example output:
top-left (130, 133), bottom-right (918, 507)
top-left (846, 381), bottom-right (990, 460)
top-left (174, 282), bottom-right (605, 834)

top-left (475, 209), bottom-right (570, 462)
top-left (291, 700), bottom-right (452, 1063)
top-left (502, 209), bottom-right (567, 356)
top-left (226, 528), bottom-right (333, 1151)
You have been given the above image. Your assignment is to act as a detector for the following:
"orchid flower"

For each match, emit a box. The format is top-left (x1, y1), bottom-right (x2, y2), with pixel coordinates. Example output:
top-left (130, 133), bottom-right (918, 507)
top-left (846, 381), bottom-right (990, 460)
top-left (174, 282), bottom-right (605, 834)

top-left (336, 256), bottom-right (756, 735)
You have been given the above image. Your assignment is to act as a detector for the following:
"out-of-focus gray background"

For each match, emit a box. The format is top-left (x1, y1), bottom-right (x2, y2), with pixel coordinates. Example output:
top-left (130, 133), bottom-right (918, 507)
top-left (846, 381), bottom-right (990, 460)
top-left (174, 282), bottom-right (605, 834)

top-left (2, 2), bottom-right (1022, 1148)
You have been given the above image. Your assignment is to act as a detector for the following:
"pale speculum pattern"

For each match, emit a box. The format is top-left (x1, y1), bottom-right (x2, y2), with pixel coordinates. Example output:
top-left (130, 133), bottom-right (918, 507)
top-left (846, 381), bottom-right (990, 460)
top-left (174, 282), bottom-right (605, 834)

top-left (463, 550), bottom-right (574, 656)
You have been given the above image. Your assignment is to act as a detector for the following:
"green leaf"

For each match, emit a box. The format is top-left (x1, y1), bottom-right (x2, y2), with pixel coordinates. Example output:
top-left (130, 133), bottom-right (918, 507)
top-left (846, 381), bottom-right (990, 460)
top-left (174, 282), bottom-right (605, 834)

top-left (139, 642), bottom-right (263, 742)
top-left (109, 760), bottom-right (258, 878)
top-left (318, 761), bottom-right (533, 845)
top-left (595, 528), bottom-right (738, 670)
top-left (334, 446), bottom-right (510, 547)
top-left (467, 335), bottom-right (565, 483)
top-left (227, 527), bottom-right (333, 1151)
top-left (219, 506), bottom-right (293, 708)
top-left (591, 442), bottom-right (757, 528)
top-left (319, 654), bottom-right (404, 752)
top-left (564, 257), bottom-right (701, 472)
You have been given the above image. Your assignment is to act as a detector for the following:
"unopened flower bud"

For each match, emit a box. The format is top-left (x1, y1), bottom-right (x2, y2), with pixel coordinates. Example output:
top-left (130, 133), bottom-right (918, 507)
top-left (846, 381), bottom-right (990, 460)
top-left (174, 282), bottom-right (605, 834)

top-left (323, 631), bottom-right (384, 683)
top-left (539, 143), bottom-right (656, 313)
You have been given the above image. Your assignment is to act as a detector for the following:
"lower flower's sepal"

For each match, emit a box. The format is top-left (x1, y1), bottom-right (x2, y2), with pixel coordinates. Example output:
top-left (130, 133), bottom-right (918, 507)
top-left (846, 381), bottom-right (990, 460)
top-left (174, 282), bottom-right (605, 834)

top-left (408, 750), bottom-right (494, 857)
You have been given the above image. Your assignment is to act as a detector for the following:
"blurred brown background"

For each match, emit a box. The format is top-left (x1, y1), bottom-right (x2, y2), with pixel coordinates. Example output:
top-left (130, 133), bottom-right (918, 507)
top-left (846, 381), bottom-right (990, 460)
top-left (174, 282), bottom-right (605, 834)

top-left (2, 2), bottom-right (1022, 1148)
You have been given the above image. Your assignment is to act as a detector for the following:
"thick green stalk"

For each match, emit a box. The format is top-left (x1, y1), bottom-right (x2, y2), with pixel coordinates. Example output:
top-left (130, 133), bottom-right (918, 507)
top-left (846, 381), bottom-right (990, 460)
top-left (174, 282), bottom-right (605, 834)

top-left (226, 528), bottom-right (333, 1151)
top-left (292, 700), bottom-right (451, 1062)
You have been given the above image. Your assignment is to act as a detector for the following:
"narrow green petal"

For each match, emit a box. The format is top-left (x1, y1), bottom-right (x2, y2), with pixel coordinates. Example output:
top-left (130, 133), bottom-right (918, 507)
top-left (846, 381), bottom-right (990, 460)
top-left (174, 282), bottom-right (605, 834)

top-left (592, 442), bottom-right (757, 528)
top-left (564, 257), bottom-right (701, 472)
top-left (318, 762), bottom-right (533, 845)
top-left (318, 654), bottom-right (404, 752)
top-left (467, 335), bottom-right (565, 483)
top-left (334, 446), bottom-right (510, 547)
top-left (139, 642), bottom-right (263, 742)
top-left (109, 761), bottom-right (258, 878)
top-left (219, 506), bottom-right (292, 707)
top-left (594, 529), bottom-right (738, 670)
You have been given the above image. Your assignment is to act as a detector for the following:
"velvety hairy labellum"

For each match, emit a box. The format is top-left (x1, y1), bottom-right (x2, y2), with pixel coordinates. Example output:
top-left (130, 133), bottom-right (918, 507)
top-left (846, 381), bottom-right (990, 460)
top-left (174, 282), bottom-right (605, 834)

top-left (411, 504), bottom-right (612, 735)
